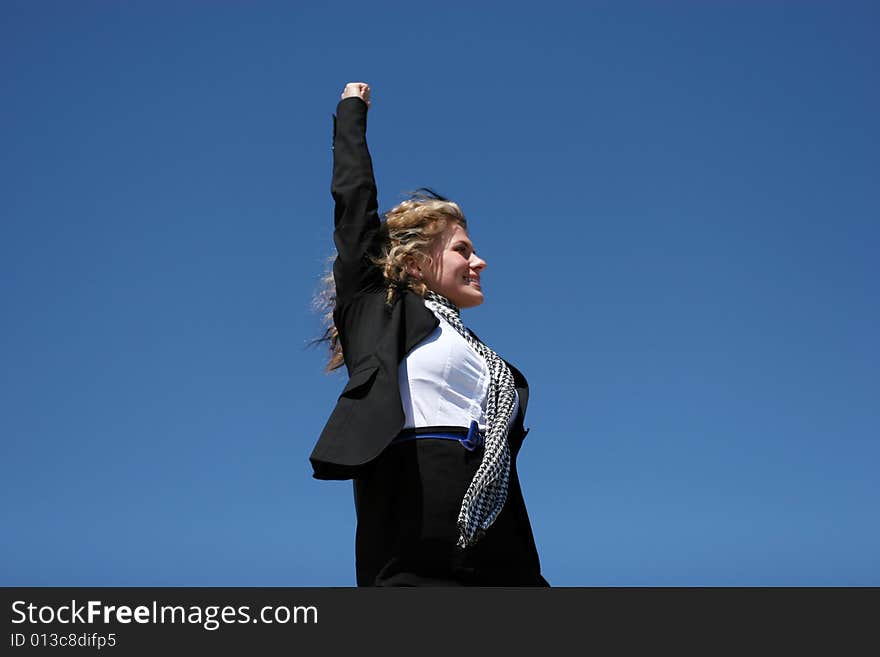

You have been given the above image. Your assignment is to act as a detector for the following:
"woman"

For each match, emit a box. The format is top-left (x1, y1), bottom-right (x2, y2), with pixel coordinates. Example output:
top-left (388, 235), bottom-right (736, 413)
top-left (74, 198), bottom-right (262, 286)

top-left (311, 82), bottom-right (548, 586)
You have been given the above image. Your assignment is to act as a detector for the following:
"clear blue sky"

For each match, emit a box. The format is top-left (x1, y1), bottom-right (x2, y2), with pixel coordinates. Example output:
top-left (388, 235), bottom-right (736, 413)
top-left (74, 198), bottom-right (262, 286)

top-left (2, 1), bottom-right (877, 586)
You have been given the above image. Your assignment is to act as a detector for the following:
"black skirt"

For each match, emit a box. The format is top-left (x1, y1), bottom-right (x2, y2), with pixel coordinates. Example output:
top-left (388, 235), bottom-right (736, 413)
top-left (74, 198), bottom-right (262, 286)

top-left (352, 430), bottom-right (549, 587)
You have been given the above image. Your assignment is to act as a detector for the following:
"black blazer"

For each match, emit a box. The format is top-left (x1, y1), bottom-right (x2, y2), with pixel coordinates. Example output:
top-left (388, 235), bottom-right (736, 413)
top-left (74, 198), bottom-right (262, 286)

top-left (310, 97), bottom-right (530, 480)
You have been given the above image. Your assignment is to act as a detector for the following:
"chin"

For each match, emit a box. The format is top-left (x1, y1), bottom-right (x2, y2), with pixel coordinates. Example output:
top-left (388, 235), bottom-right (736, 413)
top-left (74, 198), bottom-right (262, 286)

top-left (456, 288), bottom-right (485, 309)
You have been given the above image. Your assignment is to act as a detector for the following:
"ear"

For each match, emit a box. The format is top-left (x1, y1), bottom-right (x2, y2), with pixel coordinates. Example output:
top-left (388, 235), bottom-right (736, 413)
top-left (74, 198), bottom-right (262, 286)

top-left (403, 256), bottom-right (422, 279)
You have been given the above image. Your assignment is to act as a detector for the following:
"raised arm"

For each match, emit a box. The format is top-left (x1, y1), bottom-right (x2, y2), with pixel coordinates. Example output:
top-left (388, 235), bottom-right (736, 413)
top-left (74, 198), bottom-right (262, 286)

top-left (331, 82), bottom-right (383, 305)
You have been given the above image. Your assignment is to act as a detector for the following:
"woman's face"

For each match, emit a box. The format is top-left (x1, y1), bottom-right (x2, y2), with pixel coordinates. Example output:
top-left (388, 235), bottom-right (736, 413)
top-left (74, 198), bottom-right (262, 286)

top-left (419, 222), bottom-right (487, 308)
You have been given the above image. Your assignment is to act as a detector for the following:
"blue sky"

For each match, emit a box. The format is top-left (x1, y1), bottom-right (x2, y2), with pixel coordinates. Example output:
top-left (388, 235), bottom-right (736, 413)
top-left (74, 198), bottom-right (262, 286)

top-left (2, 1), bottom-right (877, 586)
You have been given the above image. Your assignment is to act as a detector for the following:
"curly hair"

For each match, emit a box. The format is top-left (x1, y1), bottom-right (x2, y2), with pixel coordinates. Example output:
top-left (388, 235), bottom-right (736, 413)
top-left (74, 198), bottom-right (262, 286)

top-left (313, 189), bottom-right (467, 372)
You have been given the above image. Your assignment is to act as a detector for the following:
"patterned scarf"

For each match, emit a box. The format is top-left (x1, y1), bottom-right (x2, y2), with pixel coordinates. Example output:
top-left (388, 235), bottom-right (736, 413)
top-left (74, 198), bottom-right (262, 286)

top-left (424, 291), bottom-right (518, 548)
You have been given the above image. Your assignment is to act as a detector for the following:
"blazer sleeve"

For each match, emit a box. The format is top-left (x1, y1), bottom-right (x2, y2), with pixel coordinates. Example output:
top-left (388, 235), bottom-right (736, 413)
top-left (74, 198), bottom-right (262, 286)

top-left (331, 97), bottom-right (384, 305)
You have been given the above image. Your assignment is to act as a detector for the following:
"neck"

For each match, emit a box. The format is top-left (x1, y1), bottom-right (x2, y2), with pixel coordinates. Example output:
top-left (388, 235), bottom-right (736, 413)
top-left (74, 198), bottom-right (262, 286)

top-left (426, 290), bottom-right (459, 312)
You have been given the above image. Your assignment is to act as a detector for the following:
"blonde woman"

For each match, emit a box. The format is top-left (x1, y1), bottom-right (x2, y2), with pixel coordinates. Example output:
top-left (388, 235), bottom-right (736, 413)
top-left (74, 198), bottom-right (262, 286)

top-left (311, 82), bottom-right (548, 586)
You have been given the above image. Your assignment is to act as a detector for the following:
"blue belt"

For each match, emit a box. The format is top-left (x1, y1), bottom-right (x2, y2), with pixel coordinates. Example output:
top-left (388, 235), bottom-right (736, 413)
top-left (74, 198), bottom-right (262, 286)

top-left (391, 420), bottom-right (484, 451)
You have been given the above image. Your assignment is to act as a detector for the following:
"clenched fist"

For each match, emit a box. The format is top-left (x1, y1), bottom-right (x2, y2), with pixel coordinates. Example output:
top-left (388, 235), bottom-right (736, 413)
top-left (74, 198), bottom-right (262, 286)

top-left (341, 82), bottom-right (371, 108)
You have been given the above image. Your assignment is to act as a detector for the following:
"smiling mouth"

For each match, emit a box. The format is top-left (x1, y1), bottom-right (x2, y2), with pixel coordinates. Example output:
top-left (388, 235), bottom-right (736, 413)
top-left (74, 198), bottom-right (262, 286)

top-left (464, 276), bottom-right (481, 288)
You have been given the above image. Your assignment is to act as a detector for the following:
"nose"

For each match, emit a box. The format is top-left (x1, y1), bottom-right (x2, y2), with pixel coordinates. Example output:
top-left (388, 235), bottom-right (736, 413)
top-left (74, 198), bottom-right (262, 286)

top-left (470, 253), bottom-right (487, 272)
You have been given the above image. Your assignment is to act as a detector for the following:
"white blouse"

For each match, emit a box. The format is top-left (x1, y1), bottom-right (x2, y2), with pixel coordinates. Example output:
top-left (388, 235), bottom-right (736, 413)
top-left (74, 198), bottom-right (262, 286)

top-left (399, 302), bottom-right (518, 432)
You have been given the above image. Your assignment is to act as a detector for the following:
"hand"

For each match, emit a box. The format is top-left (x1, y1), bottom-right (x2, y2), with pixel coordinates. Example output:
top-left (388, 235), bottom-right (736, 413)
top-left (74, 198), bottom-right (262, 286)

top-left (341, 82), bottom-right (371, 108)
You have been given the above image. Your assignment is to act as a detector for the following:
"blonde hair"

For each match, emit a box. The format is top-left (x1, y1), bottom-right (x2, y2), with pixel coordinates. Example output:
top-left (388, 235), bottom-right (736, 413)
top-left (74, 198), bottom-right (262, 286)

top-left (313, 189), bottom-right (466, 372)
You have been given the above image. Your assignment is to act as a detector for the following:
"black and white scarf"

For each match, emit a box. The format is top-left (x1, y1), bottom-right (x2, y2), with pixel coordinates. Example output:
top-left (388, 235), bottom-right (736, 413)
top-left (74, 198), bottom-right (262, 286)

top-left (424, 291), bottom-right (518, 548)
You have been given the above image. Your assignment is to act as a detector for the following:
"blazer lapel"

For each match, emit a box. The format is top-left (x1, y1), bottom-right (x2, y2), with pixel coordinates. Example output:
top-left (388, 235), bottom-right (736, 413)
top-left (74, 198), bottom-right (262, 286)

top-left (401, 291), bottom-right (440, 356)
